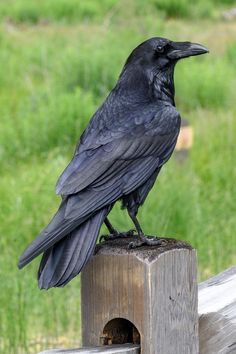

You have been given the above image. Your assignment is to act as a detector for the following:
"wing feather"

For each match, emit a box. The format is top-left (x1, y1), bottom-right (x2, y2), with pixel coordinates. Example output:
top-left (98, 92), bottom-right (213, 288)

top-left (56, 129), bottom-right (178, 196)
top-left (56, 104), bottom-right (180, 196)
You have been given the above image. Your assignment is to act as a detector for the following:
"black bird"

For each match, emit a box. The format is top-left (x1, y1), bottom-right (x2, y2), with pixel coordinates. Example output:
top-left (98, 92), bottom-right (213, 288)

top-left (18, 37), bottom-right (208, 289)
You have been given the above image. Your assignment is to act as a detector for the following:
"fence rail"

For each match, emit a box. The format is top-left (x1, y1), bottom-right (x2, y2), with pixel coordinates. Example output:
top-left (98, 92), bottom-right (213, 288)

top-left (199, 266), bottom-right (236, 354)
top-left (39, 344), bottom-right (140, 354)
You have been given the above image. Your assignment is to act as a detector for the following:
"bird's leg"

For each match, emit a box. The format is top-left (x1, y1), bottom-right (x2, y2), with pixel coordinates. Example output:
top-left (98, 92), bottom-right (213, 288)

top-left (104, 217), bottom-right (117, 235)
top-left (99, 217), bottom-right (136, 243)
top-left (127, 210), bottom-right (167, 249)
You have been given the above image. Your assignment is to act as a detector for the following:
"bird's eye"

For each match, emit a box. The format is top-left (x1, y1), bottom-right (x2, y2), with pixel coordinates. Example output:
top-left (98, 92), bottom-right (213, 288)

top-left (156, 45), bottom-right (165, 53)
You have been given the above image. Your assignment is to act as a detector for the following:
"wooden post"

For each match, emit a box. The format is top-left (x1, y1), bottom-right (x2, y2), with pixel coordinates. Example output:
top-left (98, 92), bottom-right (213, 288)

top-left (199, 266), bottom-right (236, 354)
top-left (81, 237), bottom-right (198, 354)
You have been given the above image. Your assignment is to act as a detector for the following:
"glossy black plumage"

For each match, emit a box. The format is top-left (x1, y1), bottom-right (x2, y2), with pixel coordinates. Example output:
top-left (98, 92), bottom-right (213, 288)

top-left (18, 37), bottom-right (208, 289)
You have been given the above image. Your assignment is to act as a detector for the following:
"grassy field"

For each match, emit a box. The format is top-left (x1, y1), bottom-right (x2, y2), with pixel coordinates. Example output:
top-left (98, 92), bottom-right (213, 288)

top-left (1, 0), bottom-right (236, 352)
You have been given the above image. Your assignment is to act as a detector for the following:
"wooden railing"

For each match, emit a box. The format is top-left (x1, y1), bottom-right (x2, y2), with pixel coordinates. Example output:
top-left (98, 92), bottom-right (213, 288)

top-left (39, 344), bottom-right (140, 353)
top-left (39, 237), bottom-right (236, 354)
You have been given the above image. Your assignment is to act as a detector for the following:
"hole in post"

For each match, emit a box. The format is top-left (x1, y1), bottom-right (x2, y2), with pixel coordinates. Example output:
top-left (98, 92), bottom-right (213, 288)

top-left (101, 318), bottom-right (140, 346)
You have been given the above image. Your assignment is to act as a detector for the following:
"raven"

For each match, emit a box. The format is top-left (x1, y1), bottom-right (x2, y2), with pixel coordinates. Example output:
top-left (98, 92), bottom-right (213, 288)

top-left (18, 37), bottom-right (208, 289)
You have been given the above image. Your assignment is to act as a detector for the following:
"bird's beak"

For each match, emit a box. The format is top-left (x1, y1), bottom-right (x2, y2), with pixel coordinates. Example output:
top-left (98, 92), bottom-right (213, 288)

top-left (167, 41), bottom-right (209, 60)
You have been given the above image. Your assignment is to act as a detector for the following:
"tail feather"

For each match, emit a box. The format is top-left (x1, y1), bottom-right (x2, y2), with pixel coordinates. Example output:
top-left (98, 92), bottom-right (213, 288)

top-left (37, 206), bottom-right (109, 289)
top-left (18, 196), bottom-right (89, 269)
top-left (18, 182), bottom-right (121, 270)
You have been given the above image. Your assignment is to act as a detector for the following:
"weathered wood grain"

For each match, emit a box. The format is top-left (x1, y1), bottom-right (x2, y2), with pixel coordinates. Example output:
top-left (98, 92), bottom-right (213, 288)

top-left (81, 237), bottom-right (198, 354)
top-left (199, 266), bottom-right (236, 354)
top-left (39, 344), bottom-right (140, 354)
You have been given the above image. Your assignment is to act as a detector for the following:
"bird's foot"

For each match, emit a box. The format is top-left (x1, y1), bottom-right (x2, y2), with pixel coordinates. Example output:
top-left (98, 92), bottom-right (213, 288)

top-left (128, 234), bottom-right (167, 249)
top-left (99, 229), bottom-right (136, 243)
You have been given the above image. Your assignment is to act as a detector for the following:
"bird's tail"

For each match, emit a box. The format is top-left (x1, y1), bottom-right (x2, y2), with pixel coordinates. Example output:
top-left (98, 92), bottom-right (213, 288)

top-left (37, 206), bottom-right (108, 289)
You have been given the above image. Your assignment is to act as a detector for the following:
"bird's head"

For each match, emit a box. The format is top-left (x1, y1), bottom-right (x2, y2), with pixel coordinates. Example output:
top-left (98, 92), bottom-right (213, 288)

top-left (119, 37), bottom-right (208, 103)
top-left (125, 37), bottom-right (209, 71)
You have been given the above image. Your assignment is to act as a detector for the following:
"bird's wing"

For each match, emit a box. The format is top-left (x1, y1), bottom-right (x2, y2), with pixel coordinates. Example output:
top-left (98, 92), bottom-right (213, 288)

top-left (18, 108), bottom-right (180, 268)
top-left (56, 105), bottom-right (180, 196)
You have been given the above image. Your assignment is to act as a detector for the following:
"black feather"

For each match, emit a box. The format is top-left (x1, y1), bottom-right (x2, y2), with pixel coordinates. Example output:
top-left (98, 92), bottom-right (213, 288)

top-left (38, 206), bottom-right (109, 289)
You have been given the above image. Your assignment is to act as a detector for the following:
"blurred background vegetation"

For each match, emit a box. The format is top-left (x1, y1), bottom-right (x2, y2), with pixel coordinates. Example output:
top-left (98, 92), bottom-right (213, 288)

top-left (0, 0), bottom-right (236, 352)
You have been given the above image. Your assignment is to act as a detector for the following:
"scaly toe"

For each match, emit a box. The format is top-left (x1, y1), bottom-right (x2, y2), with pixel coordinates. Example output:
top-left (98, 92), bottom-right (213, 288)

top-left (122, 229), bottom-right (136, 237)
top-left (144, 237), bottom-right (167, 246)
top-left (128, 235), bottom-right (167, 249)
top-left (128, 240), bottom-right (145, 249)
top-left (99, 234), bottom-right (115, 243)
top-left (100, 229), bottom-right (136, 243)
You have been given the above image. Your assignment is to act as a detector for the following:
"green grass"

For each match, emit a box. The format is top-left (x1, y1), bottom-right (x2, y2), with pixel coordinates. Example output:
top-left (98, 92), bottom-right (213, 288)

top-left (0, 0), bottom-right (234, 23)
top-left (1, 0), bottom-right (236, 352)
top-left (0, 0), bottom-right (118, 24)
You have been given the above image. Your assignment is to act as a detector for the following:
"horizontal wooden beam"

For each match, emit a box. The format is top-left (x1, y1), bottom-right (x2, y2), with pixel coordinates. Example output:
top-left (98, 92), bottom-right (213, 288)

top-left (199, 266), bottom-right (236, 354)
top-left (39, 344), bottom-right (140, 354)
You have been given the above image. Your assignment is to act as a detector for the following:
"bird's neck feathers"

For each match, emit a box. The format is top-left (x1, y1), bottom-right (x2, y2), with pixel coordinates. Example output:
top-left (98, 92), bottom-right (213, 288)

top-left (151, 65), bottom-right (176, 106)
top-left (117, 63), bottom-right (176, 106)
top-left (117, 66), bottom-right (150, 102)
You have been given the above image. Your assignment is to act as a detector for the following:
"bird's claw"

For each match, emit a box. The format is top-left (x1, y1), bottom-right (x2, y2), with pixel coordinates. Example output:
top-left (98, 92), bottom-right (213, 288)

top-left (99, 229), bottom-right (136, 243)
top-left (128, 235), bottom-right (167, 249)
